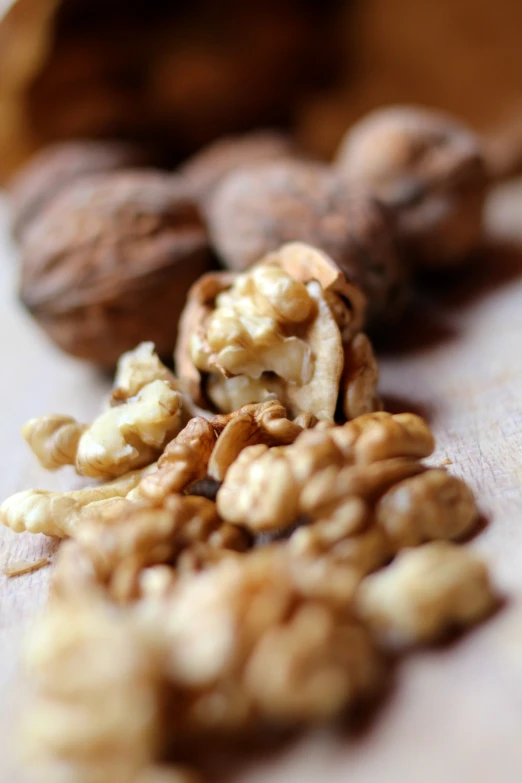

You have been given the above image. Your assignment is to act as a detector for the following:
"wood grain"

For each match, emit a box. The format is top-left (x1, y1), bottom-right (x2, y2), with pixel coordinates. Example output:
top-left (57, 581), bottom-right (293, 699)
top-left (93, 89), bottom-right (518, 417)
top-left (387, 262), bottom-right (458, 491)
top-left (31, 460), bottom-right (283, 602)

top-left (0, 186), bottom-right (521, 783)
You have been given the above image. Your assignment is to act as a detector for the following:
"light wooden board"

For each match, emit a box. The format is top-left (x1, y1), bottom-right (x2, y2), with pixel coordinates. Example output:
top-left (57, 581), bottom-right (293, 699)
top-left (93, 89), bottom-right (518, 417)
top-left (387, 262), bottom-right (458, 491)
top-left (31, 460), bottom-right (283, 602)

top-left (0, 186), bottom-right (521, 783)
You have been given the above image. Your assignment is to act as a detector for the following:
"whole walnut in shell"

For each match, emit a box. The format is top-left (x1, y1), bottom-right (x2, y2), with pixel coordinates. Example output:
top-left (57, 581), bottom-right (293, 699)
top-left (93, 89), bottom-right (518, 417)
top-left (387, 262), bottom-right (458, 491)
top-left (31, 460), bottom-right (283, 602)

top-left (7, 139), bottom-right (151, 241)
top-left (20, 170), bottom-right (211, 367)
top-left (206, 160), bottom-right (407, 326)
top-left (335, 106), bottom-right (489, 268)
top-left (180, 130), bottom-right (298, 206)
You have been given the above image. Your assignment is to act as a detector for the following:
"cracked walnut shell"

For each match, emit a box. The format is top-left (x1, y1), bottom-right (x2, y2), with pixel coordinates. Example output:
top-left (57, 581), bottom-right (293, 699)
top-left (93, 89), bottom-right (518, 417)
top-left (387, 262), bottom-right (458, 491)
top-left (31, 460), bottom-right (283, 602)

top-left (206, 159), bottom-right (407, 325)
top-left (19, 170), bottom-right (212, 366)
top-left (175, 243), bottom-right (380, 422)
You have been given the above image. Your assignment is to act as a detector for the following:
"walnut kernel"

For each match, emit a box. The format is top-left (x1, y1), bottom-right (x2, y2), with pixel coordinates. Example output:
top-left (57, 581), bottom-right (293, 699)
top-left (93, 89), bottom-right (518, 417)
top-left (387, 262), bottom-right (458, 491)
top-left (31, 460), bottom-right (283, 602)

top-left (355, 542), bottom-right (495, 648)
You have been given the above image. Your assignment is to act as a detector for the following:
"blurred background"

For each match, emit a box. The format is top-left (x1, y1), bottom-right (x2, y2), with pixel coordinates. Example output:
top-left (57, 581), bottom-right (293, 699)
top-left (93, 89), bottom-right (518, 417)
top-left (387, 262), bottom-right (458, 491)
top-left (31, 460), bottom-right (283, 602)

top-left (1, 0), bottom-right (522, 181)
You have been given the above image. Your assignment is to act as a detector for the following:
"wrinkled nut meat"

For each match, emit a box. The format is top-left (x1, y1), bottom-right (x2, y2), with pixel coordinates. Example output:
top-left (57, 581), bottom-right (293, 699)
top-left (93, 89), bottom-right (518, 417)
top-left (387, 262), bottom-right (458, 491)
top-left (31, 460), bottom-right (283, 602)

top-left (0, 466), bottom-right (154, 538)
top-left (25, 381), bottom-right (184, 480)
top-left (176, 243), bottom-right (380, 421)
top-left (68, 496), bottom-right (250, 603)
top-left (23, 343), bottom-right (190, 480)
top-left (335, 106), bottom-right (488, 268)
top-left (180, 130), bottom-right (298, 206)
top-left (20, 170), bottom-right (212, 366)
top-left (217, 411), bottom-right (435, 534)
top-left (22, 598), bottom-right (167, 783)
top-left (375, 469), bottom-right (479, 548)
top-left (355, 542), bottom-right (495, 648)
top-left (206, 159), bottom-right (407, 325)
top-left (111, 341), bottom-right (178, 403)
top-left (162, 549), bottom-right (382, 724)
top-left (138, 400), bottom-right (308, 502)
top-left (7, 139), bottom-right (150, 240)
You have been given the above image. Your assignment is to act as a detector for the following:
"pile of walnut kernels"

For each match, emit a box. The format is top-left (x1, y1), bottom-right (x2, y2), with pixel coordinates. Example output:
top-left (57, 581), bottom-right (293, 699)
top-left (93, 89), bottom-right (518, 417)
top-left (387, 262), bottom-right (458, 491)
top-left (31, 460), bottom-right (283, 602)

top-left (2, 107), bottom-right (498, 783)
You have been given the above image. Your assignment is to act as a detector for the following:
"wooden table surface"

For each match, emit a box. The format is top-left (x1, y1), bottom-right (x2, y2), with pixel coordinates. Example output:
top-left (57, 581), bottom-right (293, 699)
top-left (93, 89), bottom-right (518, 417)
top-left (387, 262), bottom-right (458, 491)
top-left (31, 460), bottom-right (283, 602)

top-left (0, 187), bottom-right (521, 783)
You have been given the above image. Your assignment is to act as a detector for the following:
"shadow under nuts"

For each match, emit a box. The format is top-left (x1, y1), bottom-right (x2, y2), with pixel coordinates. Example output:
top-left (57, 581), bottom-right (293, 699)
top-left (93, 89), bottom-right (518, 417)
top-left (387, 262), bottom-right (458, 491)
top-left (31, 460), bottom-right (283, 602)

top-left (206, 159), bottom-right (408, 327)
top-left (19, 170), bottom-right (212, 367)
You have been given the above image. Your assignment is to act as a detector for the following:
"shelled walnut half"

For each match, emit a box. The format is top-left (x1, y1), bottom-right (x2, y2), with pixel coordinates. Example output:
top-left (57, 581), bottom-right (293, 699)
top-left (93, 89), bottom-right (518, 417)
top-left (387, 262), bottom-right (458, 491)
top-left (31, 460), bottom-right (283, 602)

top-left (175, 242), bottom-right (380, 421)
top-left (22, 343), bottom-right (190, 480)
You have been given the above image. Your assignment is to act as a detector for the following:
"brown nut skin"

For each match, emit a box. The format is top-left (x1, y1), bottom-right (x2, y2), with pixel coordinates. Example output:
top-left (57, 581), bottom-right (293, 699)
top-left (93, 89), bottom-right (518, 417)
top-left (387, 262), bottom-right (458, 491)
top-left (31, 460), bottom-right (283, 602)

top-left (19, 170), bottom-right (212, 367)
top-left (180, 131), bottom-right (298, 207)
top-left (206, 160), bottom-right (407, 326)
top-left (7, 140), bottom-right (151, 241)
top-left (335, 106), bottom-right (489, 269)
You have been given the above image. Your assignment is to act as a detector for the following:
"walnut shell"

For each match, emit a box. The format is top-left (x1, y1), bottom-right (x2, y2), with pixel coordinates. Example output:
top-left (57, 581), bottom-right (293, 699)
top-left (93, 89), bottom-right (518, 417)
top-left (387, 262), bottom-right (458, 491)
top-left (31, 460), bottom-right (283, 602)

top-left (206, 160), bottom-right (407, 326)
top-left (335, 106), bottom-right (489, 268)
top-left (180, 130), bottom-right (298, 206)
top-left (7, 140), bottom-right (151, 241)
top-left (20, 170), bottom-right (212, 367)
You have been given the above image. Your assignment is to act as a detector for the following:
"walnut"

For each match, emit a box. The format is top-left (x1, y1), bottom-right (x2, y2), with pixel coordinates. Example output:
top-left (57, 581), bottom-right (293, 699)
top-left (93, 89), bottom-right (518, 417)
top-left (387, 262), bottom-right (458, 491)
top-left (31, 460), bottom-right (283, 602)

top-left (217, 412), bottom-right (432, 534)
top-left (138, 417), bottom-right (217, 503)
top-left (328, 411), bottom-right (435, 464)
top-left (355, 542), bottom-right (496, 648)
top-left (19, 170), bottom-right (212, 366)
top-left (0, 465), bottom-right (154, 538)
top-left (217, 444), bottom-right (299, 533)
top-left (176, 244), bottom-right (380, 421)
top-left (111, 342), bottom-right (178, 404)
top-left (22, 415), bottom-right (86, 472)
top-left (207, 400), bottom-right (306, 481)
top-left (298, 458), bottom-right (426, 522)
top-left (22, 597), bottom-right (165, 783)
top-left (24, 345), bottom-right (200, 481)
top-left (341, 333), bottom-right (382, 420)
top-left (138, 400), bottom-right (306, 502)
top-left (79, 381), bottom-right (186, 479)
top-left (375, 469), bottom-right (479, 548)
top-left (243, 600), bottom-right (379, 722)
top-left (180, 131), bottom-right (297, 206)
top-left (206, 159), bottom-right (407, 325)
top-left (70, 495), bottom-right (250, 603)
top-left (7, 139), bottom-right (150, 240)
top-left (25, 380), bottom-right (186, 480)
top-left (335, 106), bottom-right (489, 269)
top-left (162, 549), bottom-right (382, 724)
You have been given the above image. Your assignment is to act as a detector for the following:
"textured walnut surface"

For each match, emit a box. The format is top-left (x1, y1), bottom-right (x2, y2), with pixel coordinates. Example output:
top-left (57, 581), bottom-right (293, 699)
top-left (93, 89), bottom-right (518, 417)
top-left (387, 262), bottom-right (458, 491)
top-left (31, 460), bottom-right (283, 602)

top-left (206, 160), bottom-right (407, 326)
top-left (335, 106), bottom-right (488, 268)
top-left (7, 139), bottom-right (150, 240)
top-left (180, 131), bottom-right (298, 205)
top-left (20, 170), bottom-right (212, 366)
